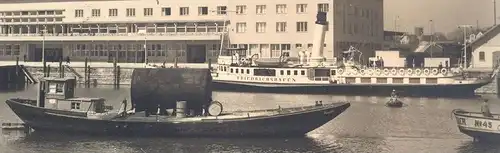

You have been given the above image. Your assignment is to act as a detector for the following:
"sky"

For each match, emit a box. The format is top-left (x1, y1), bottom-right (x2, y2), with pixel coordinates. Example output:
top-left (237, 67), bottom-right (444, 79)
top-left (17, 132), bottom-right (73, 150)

top-left (384, 0), bottom-right (496, 34)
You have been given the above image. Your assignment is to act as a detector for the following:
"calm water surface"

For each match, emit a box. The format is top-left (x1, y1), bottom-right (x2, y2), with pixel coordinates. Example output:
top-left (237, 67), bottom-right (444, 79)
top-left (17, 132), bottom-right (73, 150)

top-left (0, 85), bottom-right (499, 153)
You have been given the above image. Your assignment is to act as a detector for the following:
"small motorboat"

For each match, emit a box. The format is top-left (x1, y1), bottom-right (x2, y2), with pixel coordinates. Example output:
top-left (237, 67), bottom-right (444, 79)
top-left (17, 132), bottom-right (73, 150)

top-left (452, 109), bottom-right (500, 142)
top-left (386, 98), bottom-right (403, 108)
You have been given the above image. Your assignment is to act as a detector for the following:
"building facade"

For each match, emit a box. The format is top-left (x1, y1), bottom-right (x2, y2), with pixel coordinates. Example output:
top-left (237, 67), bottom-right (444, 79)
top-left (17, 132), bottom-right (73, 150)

top-left (471, 25), bottom-right (500, 69)
top-left (0, 0), bottom-right (384, 63)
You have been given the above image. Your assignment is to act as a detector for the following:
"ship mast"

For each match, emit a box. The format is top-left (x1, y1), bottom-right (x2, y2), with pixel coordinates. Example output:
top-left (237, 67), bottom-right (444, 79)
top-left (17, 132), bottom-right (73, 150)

top-left (458, 25), bottom-right (472, 69)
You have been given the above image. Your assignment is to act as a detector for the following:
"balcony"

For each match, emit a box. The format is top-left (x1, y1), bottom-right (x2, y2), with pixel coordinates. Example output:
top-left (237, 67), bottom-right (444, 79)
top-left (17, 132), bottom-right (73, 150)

top-left (0, 32), bottom-right (223, 41)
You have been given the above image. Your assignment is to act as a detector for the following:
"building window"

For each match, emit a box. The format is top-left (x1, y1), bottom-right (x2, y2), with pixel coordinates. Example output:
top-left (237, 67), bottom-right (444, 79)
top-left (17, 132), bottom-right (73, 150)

top-left (296, 22), bottom-right (308, 32)
top-left (236, 5), bottom-right (246, 14)
top-left (162, 7), bottom-right (171, 16)
top-left (479, 51), bottom-right (485, 61)
top-left (91, 9), bottom-right (100, 17)
top-left (126, 8), bottom-right (135, 17)
top-left (180, 7), bottom-right (189, 16)
top-left (256, 5), bottom-right (266, 14)
top-left (256, 22), bottom-right (266, 33)
top-left (276, 22), bottom-right (286, 32)
top-left (71, 102), bottom-right (81, 110)
top-left (318, 3), bottom-right (329, 12)
top-left (144, 8), bottom-right (153, 16)
top-left (109, 9), bottom-right (118, 16)
top-left (198, 7), bottom-right (208, 15)
top-left (236, 22), bottom-right (246, 33)
top-left (217, 6), bottom-right (227, 15)
top-left (276, 4), bottom-right (287, 14)
top-left (75, 9), bottom-right (83, 17)
top-left (296, 4), bottom-right (307, 13)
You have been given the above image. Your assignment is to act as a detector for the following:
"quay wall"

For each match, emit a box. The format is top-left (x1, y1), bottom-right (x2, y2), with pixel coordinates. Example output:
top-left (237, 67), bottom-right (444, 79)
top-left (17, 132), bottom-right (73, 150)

top-left (23, 62), bottom-right (212, 86)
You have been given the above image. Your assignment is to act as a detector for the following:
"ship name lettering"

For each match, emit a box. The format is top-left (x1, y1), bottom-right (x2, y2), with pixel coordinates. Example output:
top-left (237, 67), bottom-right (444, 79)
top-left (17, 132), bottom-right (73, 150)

top-left (474, 120), bottom-right (492, 129)
top-left (236, 76), bottom-right (296, 82)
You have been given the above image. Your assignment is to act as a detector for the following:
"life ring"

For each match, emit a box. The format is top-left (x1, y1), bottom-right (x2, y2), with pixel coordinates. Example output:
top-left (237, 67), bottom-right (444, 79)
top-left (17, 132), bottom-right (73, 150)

top-left (415, 69), bottom-right (422, 75)
top-left (391, 69), bottom-right (397, 75)
top-left (407, 69), bottom-right (413, 75)
top-left (359, 69), bottom-right (365, 75)
top-left (367, 69), bottom-right (374, 75)
top-left (423, 68), bottom-right (430, 75)
top-left (441, 68), bottom-right (448, 75)
top-left (431, 68), bottom-right (439, 75)
top-left (383, 68), bottom-right (390, 75)
top-left (375, 69), bottom-right (382, 75)
top-left (338, 68), bottom-right (344, 75)
top-left (399, 69), bottom-right (405, 75)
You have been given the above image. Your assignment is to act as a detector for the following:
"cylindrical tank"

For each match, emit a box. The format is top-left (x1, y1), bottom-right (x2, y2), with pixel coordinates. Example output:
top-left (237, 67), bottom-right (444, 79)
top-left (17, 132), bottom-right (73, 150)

top-left (176, 101), bottom-right (187, 118)
top-left (130, 68), bottom-right (212, 116)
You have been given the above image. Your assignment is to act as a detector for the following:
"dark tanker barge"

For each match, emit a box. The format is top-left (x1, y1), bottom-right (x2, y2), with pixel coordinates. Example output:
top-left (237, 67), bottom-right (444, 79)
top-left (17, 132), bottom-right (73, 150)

top-left (5, 68), bottom-right (350, 137)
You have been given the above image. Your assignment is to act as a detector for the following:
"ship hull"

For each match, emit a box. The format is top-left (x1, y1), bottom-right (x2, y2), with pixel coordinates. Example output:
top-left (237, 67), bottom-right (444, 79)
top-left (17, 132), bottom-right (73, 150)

top-left (453, 109), bottom-right (500, 142)
top-left (213, 80), bottom-right (490, 97)
top-left (6, 99), bottom-right (350, 137)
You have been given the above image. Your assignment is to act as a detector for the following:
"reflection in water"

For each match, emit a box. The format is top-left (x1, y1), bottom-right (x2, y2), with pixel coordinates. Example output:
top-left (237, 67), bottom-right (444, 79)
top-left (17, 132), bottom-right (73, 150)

top-left (0, 85), bottom-right (499, 152)
top-left (456, 141), bottom-right (500, 153)
top-left (1, 132), bottom-right (340, 153)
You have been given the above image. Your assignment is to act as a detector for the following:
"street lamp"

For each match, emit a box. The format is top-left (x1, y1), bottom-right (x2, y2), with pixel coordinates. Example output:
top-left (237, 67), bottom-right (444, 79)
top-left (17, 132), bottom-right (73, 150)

top-left (458, 25), bottom-right (473, 69)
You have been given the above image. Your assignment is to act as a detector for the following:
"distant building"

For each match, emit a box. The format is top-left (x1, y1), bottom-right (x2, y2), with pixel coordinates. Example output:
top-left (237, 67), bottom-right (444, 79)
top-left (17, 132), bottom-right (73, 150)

top-left (0, 0), bottom-right (384, 63)
top-left (470, 24), bottom-right (500, 69)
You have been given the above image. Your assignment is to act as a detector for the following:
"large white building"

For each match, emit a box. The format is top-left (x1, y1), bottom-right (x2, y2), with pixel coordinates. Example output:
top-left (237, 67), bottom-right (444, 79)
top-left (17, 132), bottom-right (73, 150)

top-left (0, 0), bottom-right (384, 63)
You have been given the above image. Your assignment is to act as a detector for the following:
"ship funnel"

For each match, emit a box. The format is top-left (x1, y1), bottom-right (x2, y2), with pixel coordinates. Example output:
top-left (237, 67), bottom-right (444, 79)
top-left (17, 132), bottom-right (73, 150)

top-left (309, 12), bottom-right (327, 66)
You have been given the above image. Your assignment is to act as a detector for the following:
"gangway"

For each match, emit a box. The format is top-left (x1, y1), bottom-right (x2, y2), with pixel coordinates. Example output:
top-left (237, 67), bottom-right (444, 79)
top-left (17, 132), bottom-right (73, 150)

top-left (64, 65), bottom-right (83, 79)
top-left (19, 65), bottom-right (37, 84)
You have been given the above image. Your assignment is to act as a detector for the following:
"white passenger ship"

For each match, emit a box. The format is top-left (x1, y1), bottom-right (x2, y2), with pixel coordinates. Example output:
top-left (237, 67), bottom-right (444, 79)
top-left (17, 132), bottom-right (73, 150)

top-left (210, 12), bottom-right (493, 97)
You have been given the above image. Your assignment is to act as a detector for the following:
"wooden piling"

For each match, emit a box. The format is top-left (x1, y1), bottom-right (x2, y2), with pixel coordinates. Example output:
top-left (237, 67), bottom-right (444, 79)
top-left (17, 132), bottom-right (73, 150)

top-left (113, 57), bottom-right (117, 89)
top-left (174, 57), bottom-right (178, 68)
top-left (58, 59), bottom-right (64, 78)
top-left (116, 65), bottom-right (121, 88)
top-left (84, 58), bottom-right (88, 87)
top-left (47, 65), bottom-right (51, 77)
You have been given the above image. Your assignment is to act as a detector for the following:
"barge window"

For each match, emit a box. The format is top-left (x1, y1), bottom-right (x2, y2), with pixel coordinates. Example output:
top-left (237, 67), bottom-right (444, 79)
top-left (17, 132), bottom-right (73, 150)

top-left (287, 70), bottom-right (291, 75)
top-left (236, 69), bottom-right (239, 73)
top-left (301, 70), bottom-right (305, 75)
top-left (246, 69), bottom-right (250, 74)
top-left (294, 70), bottom-right (298, 75)
top-left (280, 70), bottom-right (284, 75)
top-left (240, 69), bottom-right (244, 74)
top-left (230, 68), bottom-right (233, 73)
top-left (254, 69), bottom-right (276, 76)
top-left (71, 102), bottom-right (81, 110)
top-left (56, 83), bottom-right (63, 93)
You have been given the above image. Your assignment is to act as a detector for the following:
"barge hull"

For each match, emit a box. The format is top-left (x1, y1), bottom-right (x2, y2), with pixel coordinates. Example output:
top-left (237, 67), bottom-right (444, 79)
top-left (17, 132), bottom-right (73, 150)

top-left (6, 99), bottom-right (350, 137)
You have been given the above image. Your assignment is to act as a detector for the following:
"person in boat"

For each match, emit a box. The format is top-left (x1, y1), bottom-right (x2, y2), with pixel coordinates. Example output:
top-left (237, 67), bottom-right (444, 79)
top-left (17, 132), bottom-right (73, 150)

top-left (481, 99), bottom-right (493, 118)
top-left (121, 98), bottom-right (128, 117)
top-left (390, 89), bottom-right (399, 103)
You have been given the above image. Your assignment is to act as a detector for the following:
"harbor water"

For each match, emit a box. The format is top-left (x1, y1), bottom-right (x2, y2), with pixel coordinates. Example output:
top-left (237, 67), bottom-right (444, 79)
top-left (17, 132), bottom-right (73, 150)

top-left (0, 85), bottom-right (500, 153)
